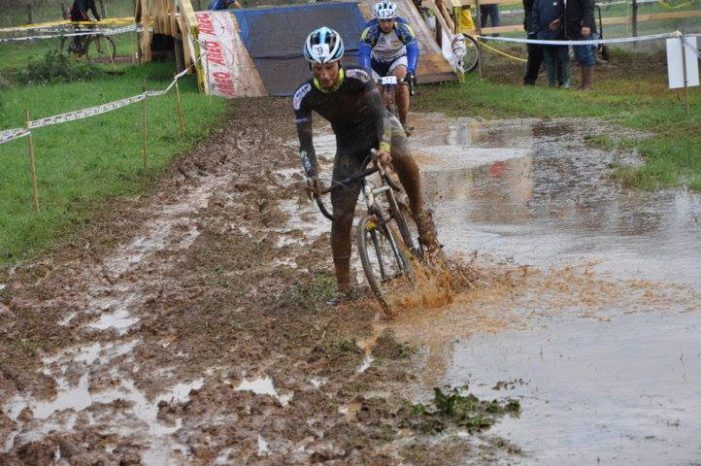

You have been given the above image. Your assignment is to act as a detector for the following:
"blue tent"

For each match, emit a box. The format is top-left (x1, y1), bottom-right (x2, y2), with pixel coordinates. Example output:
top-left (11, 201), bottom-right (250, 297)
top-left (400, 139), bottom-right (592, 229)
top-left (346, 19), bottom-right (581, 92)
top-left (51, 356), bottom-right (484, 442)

top-left (233, 2), bottom-right (366, 96)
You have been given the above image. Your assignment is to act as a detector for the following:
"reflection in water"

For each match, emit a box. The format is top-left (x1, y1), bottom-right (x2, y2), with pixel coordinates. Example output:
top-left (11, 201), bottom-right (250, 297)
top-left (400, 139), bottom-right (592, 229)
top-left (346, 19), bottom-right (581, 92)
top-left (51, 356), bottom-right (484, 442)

top-left (394, 114), bottom-right (701, 465)
top-left (412, 115), bottom-right (701, 287)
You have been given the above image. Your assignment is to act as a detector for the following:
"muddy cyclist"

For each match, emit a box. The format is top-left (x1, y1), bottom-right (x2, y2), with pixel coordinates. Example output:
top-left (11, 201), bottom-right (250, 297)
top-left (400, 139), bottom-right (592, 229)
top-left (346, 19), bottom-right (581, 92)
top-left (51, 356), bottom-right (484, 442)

top-left (292, 26), bottom-right (439, 305)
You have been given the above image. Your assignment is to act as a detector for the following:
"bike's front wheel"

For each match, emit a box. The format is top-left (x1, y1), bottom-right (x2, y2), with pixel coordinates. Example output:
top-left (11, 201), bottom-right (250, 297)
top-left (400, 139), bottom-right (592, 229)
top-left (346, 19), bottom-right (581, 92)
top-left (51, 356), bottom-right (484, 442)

top-left (59, 36), bottom-right (79, 56)
top-left (85, 35), bottom-right (116, 63)
top-left (357, 214), bottom-right (413, 316)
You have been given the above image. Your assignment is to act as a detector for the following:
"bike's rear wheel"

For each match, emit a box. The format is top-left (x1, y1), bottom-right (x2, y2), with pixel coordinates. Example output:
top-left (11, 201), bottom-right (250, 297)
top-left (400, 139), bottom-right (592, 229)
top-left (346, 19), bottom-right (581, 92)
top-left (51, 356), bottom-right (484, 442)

top-left (85, 35), bottom-right (116, 63)
top-left (459, 34), bottom-right (480, 73)
top-left (357, 214), bottom-right (413, 315)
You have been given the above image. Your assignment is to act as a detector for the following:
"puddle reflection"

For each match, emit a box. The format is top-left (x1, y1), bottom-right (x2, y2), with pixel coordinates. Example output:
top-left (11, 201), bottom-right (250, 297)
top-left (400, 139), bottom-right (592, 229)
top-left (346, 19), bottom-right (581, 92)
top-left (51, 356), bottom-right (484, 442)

top-left (410, 115), bottom-right (701, 287)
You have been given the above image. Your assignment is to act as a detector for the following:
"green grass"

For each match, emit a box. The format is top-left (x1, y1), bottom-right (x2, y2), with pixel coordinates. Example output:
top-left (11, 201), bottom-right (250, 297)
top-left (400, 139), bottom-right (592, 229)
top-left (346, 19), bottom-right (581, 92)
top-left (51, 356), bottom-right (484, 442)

top-left (0, 60), bottom-right (229, 265)
top-left (414, 49), bottom-right (701, 190)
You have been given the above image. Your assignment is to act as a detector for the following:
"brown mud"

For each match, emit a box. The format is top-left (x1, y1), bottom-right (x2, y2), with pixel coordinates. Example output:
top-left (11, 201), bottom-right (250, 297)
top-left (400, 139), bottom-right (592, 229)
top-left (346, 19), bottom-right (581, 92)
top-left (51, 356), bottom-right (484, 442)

top-left (0, 98), bottom-right (518, 465)
top-left (2, 80), bottom-right (699, 464)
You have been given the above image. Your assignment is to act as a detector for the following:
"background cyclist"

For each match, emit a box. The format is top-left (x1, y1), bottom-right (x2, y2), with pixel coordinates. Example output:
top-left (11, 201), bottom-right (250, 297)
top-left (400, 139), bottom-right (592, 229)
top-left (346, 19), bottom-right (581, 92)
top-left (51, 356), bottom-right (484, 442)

top-left (359, 0), bottom-right (420, 132)
top-left (292, 27), bottom-right (438, 305)
top-left (69, 0), bottom-right (100, 54)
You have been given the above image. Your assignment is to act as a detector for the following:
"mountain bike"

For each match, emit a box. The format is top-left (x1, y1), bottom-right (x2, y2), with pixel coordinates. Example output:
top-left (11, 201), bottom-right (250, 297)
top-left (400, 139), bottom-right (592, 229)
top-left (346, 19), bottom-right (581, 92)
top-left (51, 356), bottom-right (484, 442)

top-left (310, 149), bottom-right (422, 316)
top-left (60, 26), bottom-right (116, 63)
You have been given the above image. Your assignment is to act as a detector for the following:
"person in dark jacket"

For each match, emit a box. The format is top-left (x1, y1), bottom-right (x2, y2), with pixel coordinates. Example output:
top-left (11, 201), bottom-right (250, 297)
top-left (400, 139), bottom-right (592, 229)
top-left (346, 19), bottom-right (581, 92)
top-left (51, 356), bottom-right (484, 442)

top-left (522, 0), bottom-right (543, 85)
top-left (563, 0), bottom-right (597, 89)
top-left (479, 4), bottom-right (500, 36)
top-left (70, 0), bottom-right (100, 22)
top-left (529, 0), bottom-right (570, 87)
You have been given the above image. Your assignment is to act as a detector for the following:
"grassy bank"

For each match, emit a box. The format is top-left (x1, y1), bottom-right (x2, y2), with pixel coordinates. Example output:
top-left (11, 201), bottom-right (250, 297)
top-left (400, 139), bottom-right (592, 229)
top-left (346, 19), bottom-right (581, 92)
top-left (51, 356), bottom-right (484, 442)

top-left (414, 49), bottom-right (701, 190)
top-left (0, 59), bottom-right (229, 266)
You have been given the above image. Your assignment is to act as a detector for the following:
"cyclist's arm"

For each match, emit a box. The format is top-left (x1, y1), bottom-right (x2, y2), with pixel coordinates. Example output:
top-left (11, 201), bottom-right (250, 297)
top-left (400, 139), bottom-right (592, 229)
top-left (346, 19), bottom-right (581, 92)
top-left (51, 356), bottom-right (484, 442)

top-left (398, 21), bottom-right (420, 73)
top-left (358, 27), bottom-right (375, 71)
top-left (292, 85), bottom-right (318, 177)
top-left (88, 0), bottom-right (101, 21)
top-left (406, 40), bottom-right (419, 74)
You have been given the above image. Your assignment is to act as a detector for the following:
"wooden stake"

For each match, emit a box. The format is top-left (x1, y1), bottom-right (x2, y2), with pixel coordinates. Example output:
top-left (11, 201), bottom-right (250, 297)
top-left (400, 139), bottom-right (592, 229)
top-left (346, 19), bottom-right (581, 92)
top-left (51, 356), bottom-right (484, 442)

top-left (130, 28), bottom-right (136, 64)
top-left (142, 80), bottom-right (148, 169)
top-left (25, 110), bottom-right (40, 213)
top-left (175, 80), bottom-right (186, 137)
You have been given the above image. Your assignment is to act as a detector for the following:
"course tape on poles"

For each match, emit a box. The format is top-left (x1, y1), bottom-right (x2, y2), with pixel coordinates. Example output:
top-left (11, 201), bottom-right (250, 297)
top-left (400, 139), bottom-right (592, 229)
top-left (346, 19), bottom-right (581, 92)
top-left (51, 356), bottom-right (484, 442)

top-left (0, 24), bottom-right (140, 43)
top-left (0, 129), bottom-right (31, 145)
top-left (0, 67), bottom-right (192, 146)
top-left (475, 31), bottom-right (679, 46)
top-left (0, 17), bottom-right (136, 33)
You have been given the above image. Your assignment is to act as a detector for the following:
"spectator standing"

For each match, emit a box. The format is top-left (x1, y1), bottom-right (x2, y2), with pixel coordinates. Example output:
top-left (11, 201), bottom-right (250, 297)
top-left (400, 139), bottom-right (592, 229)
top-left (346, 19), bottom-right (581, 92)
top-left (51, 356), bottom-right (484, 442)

top-left (479, 3), bottom-right (500, 35)
top-left (522, 0), bottom-right (543, 85)
top-left (529, 0), bottom-right (570, 87)
top-left (563, 0), bottom-right (597, 89)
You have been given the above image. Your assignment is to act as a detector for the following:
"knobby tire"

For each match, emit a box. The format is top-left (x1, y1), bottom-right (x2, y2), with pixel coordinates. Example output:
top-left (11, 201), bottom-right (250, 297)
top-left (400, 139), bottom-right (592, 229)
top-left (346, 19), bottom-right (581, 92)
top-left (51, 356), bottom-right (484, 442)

top-left (85, 35), bottom-right (116, 63)
top-left (357, 214), bottom-right (413, 316)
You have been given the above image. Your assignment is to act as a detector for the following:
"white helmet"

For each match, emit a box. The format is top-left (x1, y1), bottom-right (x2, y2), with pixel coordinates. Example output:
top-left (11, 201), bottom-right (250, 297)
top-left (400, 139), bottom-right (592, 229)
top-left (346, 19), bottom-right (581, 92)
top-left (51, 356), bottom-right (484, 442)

top-left (303, 27), bottom-right (345, 64)
top-left (374, 0), bottom-right (398, 20)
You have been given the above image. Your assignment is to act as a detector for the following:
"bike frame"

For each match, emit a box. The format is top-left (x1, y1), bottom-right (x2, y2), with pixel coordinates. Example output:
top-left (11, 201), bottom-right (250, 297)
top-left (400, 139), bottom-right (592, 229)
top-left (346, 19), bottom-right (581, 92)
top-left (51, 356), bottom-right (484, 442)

top-left (313, 150), bottom-right (418, 259)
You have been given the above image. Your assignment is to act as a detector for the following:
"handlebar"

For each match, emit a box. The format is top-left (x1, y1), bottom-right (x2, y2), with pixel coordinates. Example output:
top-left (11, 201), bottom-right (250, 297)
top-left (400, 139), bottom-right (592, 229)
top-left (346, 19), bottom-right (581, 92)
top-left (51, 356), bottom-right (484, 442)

top-left (309, 149), bottom-right (402, 221)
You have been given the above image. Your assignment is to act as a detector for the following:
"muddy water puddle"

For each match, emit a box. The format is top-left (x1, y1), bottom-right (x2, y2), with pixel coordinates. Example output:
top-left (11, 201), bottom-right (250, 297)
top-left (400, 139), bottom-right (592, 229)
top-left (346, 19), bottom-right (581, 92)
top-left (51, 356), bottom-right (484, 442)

top-left (397, 113), bottom-right (701, 464)
top-left (412, 114), bottom-right (701, 287)
top-left (446, 311), bottom-right (701, 465)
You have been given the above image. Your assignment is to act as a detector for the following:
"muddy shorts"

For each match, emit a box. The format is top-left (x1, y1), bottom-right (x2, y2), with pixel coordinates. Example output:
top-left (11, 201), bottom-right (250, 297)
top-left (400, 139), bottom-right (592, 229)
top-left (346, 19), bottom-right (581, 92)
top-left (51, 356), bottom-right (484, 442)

top-left (370, 56), bottom-right (408, 81)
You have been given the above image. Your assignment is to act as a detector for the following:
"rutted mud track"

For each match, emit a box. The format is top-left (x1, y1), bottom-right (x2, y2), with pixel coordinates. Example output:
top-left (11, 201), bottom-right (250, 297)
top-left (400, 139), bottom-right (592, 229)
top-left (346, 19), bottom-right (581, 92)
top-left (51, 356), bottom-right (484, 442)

top-left (0, 99), bottom-right (506, 465)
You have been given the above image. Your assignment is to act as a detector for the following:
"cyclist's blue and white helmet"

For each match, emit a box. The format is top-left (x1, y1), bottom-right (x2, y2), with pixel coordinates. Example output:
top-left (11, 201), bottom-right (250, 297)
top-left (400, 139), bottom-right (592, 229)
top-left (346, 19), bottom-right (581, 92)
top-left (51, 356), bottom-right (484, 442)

top-left (304, 27), bottom-right (345, 64)
top-left (374, 0), bottom-right (398, 20)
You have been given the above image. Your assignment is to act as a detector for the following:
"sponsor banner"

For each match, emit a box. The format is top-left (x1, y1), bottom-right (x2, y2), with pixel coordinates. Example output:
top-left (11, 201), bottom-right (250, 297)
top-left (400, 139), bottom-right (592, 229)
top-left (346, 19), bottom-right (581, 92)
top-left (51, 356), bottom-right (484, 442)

top-left (196, 11), bottom-right (238, 98)
top-left (0, 128), bottom-right (30, 145)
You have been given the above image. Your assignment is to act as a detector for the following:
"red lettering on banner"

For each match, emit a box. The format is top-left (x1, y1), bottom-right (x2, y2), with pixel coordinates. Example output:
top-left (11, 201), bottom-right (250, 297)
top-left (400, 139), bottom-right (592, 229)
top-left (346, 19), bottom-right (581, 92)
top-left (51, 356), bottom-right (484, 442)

top-left (197, 13), bottom-right (215, 36)
top-left (204, 41), bottom-right (226, 67)
top-left (213, 71), bottom-right (235, 97)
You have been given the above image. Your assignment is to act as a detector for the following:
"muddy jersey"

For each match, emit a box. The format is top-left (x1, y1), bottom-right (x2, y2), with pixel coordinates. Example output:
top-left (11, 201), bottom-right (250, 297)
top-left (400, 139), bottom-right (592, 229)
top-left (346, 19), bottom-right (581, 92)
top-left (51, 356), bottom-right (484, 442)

top-left (359, 18), bottom-right (419, 73)
top-left (292, 67), bottom-right (391, 177)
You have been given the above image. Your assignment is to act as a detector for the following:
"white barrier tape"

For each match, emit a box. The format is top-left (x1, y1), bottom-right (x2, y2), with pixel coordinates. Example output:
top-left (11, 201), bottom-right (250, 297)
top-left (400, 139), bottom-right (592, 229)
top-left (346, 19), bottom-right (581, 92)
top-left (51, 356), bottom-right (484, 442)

top-left (0, 128), bottom-right (30, 145)
top-left (1, 68), bottom-right (193, 145)
top-left (28, 94), bottom-right (146, 129)
top-left (476, 31), bottom-right (678, 46)
top-left (681, 34), bottom-right (701, 58)
top-left (145, 69), bottom-right (189, 97)
top-left (0, 25), bottom-right (139, 43)
top-left (0, 18), bottom-right (136, 33)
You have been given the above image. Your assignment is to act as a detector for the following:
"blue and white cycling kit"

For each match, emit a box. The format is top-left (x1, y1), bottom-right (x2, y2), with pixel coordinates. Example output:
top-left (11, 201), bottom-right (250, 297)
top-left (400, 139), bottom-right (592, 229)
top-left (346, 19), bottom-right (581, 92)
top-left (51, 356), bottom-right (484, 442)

top-left (359, 18), bottom-right (420, 79)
